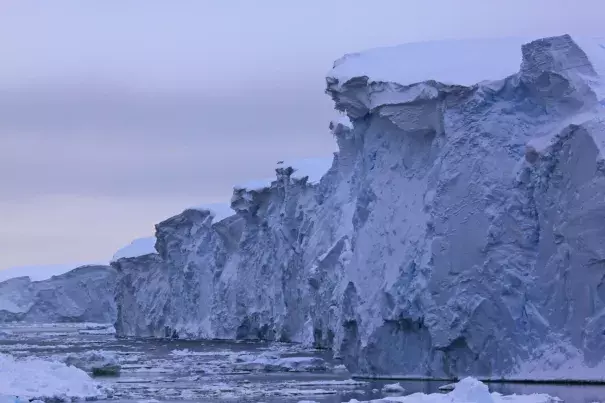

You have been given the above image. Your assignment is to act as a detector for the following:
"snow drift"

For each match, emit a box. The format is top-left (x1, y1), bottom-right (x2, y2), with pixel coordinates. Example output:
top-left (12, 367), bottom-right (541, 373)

top-left (0, 265), bottom-right (117, 324)
top-left (113, 34), bottom-right (605, 379)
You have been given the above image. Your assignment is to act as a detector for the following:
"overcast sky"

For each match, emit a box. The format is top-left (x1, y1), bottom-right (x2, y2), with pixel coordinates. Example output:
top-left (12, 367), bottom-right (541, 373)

top-left (1, 0), bottom-right (604, 270)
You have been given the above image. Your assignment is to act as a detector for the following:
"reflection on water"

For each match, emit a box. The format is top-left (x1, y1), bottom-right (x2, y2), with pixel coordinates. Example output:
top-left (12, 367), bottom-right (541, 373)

top-left (1, 323), bottom-right (604, 402)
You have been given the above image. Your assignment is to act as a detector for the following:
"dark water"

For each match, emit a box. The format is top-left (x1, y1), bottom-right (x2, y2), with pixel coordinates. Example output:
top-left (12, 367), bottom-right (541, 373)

top-left (1, 323), bottom-right (604, 402)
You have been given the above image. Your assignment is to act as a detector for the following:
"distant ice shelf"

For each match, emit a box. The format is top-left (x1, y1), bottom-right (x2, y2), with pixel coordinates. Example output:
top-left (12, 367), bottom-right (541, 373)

top-left (0, 262), bottom-right (105, 282)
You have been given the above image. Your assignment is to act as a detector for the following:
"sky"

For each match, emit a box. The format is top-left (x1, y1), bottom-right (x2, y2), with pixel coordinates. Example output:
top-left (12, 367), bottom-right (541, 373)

top-left (1, 0), bottom-right (604, 271)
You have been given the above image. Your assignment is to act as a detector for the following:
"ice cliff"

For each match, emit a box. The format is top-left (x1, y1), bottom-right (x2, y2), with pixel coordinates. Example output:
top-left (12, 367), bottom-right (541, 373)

top-left (113, 34), bottom-right (605, 379)
top-left (0, 265), bottom-right (116, 323)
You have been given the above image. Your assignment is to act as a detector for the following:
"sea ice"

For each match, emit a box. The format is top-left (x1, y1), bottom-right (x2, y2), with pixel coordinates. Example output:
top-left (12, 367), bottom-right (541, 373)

top-left (381, 382), bottom-right (405, 394)
top-left (232, 352), bottom-right (331, 372)
top-left (336, 378), bottom-right (558, 403)
top-left (0, 353), bottom-right (110, 401)
top-left (64, 350), bottom-right (121, 376)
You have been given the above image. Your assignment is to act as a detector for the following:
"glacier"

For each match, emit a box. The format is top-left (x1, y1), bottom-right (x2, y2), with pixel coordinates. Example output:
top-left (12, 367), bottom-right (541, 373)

top-left (108, 34), bottom-right (605, 379)
top-left (0, 265), bottom-right (116, 324)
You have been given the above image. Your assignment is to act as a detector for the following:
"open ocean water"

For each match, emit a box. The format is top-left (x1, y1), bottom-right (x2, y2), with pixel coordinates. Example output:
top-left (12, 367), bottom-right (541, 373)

top-left (1, 323), bottom-right (604, 402)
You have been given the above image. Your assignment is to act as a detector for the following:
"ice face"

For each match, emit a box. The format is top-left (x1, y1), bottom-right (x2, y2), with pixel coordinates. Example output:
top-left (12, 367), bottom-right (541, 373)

top-left (111, 34), bottom-right (605, 379)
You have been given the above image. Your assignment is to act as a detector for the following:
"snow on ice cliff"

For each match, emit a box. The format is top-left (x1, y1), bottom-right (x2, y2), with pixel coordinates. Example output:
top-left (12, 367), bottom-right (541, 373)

top-left (0, 265), bottom-right (116, 323)
top-left (113, 34), bottom-right (605, 379)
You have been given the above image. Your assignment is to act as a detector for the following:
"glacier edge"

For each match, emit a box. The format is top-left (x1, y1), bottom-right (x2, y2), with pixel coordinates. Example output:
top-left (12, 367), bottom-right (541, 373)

top-left (112, 34), bottom-right (605, 379)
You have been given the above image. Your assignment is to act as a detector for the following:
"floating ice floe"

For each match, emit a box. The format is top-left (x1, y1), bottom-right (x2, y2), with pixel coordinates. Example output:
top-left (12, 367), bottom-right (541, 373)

top-left (170, 348), bottom-right (234, 357)
top-left (232, 352), bottom-right (330, 373)
top-left (64, 350), bottom-right (121, 376)
top-left (299, 377), bottom-right (559, 403)
top-left (0, 353), bottom-right (111, 401)
top-left (381, 382), bottom-right (405, 394)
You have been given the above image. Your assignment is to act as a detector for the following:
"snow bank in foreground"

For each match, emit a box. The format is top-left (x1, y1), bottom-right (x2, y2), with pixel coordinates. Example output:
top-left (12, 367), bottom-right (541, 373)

top-left (112, 236), bottom-right (157, 262)
top-left (300, 378), bottom-right (557, 403)
top-left (0, 353), bottom-right (109, 401)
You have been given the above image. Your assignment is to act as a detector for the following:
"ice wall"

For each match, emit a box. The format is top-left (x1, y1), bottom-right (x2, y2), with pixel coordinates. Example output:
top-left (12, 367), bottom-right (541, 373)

top-left (113, 35), bottom-right (605, 379)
